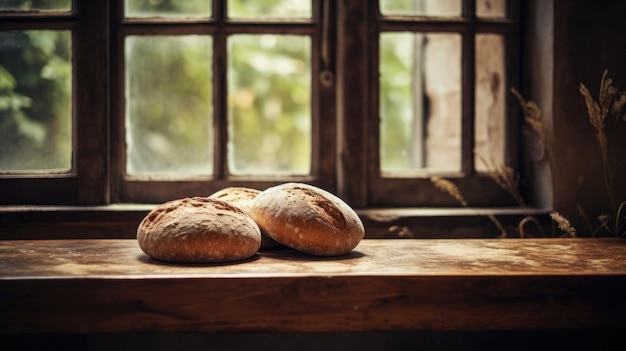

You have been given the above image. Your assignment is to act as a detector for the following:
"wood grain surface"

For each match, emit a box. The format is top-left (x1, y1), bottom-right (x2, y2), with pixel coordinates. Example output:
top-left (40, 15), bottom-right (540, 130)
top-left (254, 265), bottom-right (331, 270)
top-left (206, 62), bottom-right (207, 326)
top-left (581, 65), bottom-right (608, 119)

top-left (1, 238), bottom-right (625, 333)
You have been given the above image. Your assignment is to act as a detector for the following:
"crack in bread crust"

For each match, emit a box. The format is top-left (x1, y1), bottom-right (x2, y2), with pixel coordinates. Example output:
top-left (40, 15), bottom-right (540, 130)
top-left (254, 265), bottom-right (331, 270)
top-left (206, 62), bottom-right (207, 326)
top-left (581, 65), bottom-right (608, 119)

top-left (249, 183), bottom-right (365, 256)
top-left (210, 187), bottom-right (261, 203)
top-left (208, 199), bottom-right (246, 215)
top-left (286, 186), bottom-right (347, 230)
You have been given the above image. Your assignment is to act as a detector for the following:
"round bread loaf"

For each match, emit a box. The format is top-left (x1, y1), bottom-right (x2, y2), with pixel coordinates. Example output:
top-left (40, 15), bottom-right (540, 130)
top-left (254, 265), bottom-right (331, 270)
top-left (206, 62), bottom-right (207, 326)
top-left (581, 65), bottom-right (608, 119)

top-left (208, 187), bottom-right (283, 250)
top-left (250, 183), bottom-right (365, 256)
top-left (137, 196), bottom-right (261, 263)
top-left (208, 187), bottom-right (261, 214)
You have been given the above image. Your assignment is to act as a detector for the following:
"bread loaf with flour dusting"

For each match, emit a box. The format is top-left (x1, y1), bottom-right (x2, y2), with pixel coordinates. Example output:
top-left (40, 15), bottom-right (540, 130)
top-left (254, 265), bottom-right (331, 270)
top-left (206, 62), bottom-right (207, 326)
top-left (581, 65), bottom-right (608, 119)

top-left (250, 183), bottom-right (364, 256)
top-left (208, 187), bottom-right (282, 250)
top-left (137, 196), bottom-right (261, 263)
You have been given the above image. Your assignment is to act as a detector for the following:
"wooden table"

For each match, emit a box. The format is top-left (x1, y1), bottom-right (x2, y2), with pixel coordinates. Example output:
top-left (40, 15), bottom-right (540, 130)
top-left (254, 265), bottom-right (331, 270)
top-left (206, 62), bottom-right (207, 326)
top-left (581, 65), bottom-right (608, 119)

top-left (1, 238), bottom-right (626, 333)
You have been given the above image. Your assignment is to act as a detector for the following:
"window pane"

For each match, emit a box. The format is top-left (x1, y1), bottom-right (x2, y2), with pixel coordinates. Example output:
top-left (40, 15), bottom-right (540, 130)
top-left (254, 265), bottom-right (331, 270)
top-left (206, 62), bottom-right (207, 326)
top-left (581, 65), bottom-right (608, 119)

top-left (380, 0), bottom-right (461, 17)
top-left (228, 0), bottom-right (311, 19)
top-left (0, 0), bottom-right (71, 11)
top-left (228, 34), bottom-right (311, 175)
top-left (125, 0), bottom-right (212, 19)
top-left (475, 34), bottom-right (505, 172)
top-left (380, 32), bottom-right (461, 175)
top-left (125, 35), bottom-right (213, 176)
top-left (0, 30), bottom-right (72, 173)
top-left (476, 0), bottom-right (506, 18)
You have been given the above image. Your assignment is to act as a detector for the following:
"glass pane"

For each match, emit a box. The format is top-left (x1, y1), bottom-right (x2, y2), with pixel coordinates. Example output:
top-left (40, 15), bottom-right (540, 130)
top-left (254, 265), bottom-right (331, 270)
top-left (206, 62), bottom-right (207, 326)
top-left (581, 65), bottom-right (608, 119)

top-left (0, 0), bottom-right (71, 11)
top-left (380, 0), bottom-right (461, 17)
top-left (125, 35), bottom-right (213, 176)
top-left (476, 0), bottom-right (506, 18)
top-left (228, 0), bottom-right (311, 19)
top-left (228, 34), bottom-right (311, 175)
top-left (475, 34), bottom-right (505, 172)
top-left (380, 32), bottom-right (461, 175)
top-left (0, 30), bottom-right (72, 173)
top-left (125, 0), bottom-right (212, 19)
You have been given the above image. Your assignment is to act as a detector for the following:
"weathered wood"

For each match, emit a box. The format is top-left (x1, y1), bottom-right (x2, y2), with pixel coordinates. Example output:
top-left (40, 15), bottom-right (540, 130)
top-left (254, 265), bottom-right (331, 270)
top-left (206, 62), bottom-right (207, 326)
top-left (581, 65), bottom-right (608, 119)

top-left (76, 0), bottom-right (110, 205)
top-left (552, 0), bottom-right (626, 233)
top-left (336, 0), bottom-right (368, 207)
top-left (0, 206), bottom-right (550, 240)
top-left (0, 205), bottom-right (151, 239)
top-left (1, 238), bottom-right (625, 333)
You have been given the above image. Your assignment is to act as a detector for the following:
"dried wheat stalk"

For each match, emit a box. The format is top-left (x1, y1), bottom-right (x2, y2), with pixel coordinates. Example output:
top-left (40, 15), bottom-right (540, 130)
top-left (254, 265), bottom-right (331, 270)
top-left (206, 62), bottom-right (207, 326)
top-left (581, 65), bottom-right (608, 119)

top-left (430, 176), bottom-right (507, 237)
top-left (550, 211), bottom-right (576, 238)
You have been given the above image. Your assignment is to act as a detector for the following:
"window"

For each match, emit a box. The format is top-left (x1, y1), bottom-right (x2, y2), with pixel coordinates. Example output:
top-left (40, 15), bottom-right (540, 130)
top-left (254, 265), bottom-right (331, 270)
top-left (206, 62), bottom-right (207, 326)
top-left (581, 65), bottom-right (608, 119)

top-left (0, 0), bottom-right (522, 209)
top-left (0, 0), bottom-right (107, 205)
top-left (368, 0), bottom-right (521, 207)
top-left (110, 0), bottom-right (335, 203)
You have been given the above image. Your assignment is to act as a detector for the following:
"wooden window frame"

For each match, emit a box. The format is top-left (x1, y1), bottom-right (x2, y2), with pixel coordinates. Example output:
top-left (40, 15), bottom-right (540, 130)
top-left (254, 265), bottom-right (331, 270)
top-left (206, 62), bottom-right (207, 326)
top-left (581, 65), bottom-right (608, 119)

top-left (0, 0), bottom-right (526, 211)
top-left (110, 0), bottom-right (336, 204)
top-left (359, 0), bottom-right (523, 208)
top-left (0, 0), bottom-right (109, 205)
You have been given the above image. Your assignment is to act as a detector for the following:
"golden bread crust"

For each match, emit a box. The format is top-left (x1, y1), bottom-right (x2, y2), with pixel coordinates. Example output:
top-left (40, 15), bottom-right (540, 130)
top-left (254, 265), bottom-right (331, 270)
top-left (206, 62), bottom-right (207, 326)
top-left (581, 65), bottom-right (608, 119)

top-left (137, 197), bottom-right (261, 263)
top-left (250, 183), bottom-right (364, 256)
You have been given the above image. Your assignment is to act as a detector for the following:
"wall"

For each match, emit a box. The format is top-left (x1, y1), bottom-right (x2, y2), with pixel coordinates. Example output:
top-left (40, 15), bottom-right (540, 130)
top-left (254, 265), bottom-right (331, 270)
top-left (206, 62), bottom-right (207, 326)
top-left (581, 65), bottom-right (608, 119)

top-left (525, 0), bottom-right (553, 209)
top-left (552, 0), bottom-right (626, 236)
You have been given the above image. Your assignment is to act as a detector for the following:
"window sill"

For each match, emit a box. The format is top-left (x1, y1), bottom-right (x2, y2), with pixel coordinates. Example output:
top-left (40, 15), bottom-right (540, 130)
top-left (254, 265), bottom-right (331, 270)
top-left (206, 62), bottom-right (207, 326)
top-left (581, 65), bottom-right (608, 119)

top-left (0, 204), bottom-right (551, 239)
top-left (1, 238), bottom-right (625, 333)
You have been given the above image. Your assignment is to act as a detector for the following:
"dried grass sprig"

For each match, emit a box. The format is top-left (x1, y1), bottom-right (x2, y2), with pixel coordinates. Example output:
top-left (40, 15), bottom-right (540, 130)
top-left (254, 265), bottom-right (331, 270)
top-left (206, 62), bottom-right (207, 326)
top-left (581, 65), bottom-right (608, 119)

top-left (387, 225), bottom-right (415, 238)
top-left (593, 214), bottom-right (613, 237)
top-left (598, 70), bottom-right (626, 120)
top-left (579, 69), bottom-right (625, 215)
top-left (576, 203), bottom-right (594, 236)
top-left (518, 215), bottom-right (546, 238)
top-left (508, 70), bottom-right (624, 238)
top-left (511, 87), bottom-right (550, 162)
top-left (430, 176), bottom-right (507, 237)
top-left (550, 212), bottom-right (576, 238)
top-left (484, 213), bottom-right (508, 238)
top-left (617, 201), bottom-right (626, 237)
top-left (430, 176), bottom-right (468, 207)
top-left (478, 155), bottom-right (526, 208)
top-left (575, 176), bottom-right (594, 236)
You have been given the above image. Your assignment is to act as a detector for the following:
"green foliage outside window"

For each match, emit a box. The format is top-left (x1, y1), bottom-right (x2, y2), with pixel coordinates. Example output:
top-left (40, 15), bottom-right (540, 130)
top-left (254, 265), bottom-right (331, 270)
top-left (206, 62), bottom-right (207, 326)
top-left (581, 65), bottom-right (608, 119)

top-left (0, 0), bottom-right (70, 11)
top-left (0, 0), bottom-right (407, 176)
top-left (0, 30), bottom-right (72, 172)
